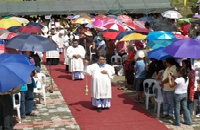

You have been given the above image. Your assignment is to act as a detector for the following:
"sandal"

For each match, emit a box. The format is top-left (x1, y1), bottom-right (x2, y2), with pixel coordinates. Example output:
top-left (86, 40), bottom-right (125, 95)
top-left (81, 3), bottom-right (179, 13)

top-left (26, 113), bottom-right (37, 116)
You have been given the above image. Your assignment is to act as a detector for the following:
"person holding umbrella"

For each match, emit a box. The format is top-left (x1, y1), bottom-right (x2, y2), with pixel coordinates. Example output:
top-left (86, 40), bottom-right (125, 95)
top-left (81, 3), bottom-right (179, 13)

top-left (0, 54), bottom-right (36, 130)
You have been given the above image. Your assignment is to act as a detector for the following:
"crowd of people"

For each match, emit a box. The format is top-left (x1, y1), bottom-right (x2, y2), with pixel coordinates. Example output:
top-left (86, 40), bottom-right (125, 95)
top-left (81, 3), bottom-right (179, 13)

top-left (2, 12), bottom-right (200, 129)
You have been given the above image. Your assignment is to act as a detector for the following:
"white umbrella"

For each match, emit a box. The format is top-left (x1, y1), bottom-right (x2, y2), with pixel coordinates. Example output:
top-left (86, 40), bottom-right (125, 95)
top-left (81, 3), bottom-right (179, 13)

top-left (161, 10), bottom-right (182, 19)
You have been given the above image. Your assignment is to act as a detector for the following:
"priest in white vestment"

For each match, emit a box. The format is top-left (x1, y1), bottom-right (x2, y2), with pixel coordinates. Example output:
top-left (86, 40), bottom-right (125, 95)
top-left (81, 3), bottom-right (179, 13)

top-left (46, 28), bottom-right (60, 65)
top-left (63, 33), bottom-right (70, 71)
top-left (67, 39), bottom-right (85, 80)
top-left (84, 55), bottom-right (115, 112)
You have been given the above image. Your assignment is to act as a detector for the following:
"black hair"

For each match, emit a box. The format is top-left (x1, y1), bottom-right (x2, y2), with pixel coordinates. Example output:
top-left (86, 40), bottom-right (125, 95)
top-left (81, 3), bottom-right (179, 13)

top-left (72, 39), bottom-right (79, 42)
top-left (98, 55), bottom-right (106, 59)
top-left (182, 59), bottom-right (192, 71)
top-left (166, 58), bottom-right (180, 67)
top-left (176, 66), bottom-right (188, 83)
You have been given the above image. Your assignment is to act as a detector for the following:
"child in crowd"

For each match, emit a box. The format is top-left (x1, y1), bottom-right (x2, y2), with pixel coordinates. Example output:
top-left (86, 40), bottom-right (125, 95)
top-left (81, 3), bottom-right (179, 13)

top-left (168, 66), bottom-right (192, 126)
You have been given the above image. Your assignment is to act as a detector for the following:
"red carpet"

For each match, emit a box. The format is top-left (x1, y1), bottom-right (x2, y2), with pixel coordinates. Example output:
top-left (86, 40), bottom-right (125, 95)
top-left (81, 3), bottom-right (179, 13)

top-left (45, 54), bottom-right (168, 130)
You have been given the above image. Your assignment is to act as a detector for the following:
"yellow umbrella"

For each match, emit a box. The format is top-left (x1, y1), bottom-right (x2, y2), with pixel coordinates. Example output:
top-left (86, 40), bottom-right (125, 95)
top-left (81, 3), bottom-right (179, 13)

top-left (120, 33), bottom-right (146, 41)
top-left (74, 18), bottom-right (91, 24)
top-left (0, 19), bottom-right (21, 29)
top-left (10, 17), bottom-right (29, 25)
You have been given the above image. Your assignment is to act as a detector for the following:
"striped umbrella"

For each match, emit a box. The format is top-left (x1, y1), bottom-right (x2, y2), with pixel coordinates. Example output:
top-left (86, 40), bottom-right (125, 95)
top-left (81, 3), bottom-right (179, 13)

top-left (103, 20), bottom-right (125, 32)
top-left (0, 32), bottom-right (18, 40)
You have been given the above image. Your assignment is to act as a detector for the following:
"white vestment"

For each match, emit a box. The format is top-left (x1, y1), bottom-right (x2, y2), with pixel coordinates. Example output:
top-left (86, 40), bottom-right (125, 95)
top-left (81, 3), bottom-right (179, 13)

top-left (64, 35), bottom-right (70, 65)
top-left (46, 34), bottom-right (59, 58)
top-left (67, 45), bottom-right (86, 80)
top-left (85, 63), bottom-right (115, 99)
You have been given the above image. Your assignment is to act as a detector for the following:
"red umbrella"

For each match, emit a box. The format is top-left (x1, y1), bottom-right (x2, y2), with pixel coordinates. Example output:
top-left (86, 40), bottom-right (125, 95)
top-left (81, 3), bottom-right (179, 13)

top-left (17, 26), bottom-right (42, 34)
top-left (134, 28), bottom-right (152, 34)
top-left (103, 20), bottom-right (125, 32)
top-left (102, 32), bottom-right (119, 39)
top-left (0, 32), bottom-right (18, 40)
top-left (124, 23), bottom-right (140, 30)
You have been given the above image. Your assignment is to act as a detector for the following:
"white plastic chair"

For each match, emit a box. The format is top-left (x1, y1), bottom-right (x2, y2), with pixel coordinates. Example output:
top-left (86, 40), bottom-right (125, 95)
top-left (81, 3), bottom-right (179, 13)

top-left (122, 54), bottom-right (127, 61)
top-left (13, 92), bottom-right (21, 123)
top-left (34, 73), bottom-right (47, 106)
top-left (153, 83), bottom-right (163, 118)
top-left (143, 79), bottom-right (156, 110)
top-left (111, 55), bottom-right (123, 68)
top-left (89, 45), bottom-right (95, 61)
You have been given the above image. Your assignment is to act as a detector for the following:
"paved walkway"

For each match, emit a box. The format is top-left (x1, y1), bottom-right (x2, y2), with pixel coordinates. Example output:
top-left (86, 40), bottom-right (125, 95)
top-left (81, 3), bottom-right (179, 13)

top-left (13, 65), bottom-right (80, 130)
top-left (13, 64), bottom-right (200, 130)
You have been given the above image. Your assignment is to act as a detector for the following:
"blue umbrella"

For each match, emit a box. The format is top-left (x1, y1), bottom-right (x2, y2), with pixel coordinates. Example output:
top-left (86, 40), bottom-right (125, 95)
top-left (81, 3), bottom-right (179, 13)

top-left (147, 32), bottom-right (176, 41)
top-left (147, 39), bottom-right (176, 49)
top-left (147, 32), bottom-right (176, 49)
top-left (5, 34), bottom-right (57, 52)
top-left (0, 54), bottom-right (35, 93)
top-left (26, 22), bottom-right (43, 29)
top-left (163, 39), bottom-right (200, 59)
top-left (139, 17), bottom-right (154, 22)
top-left (116, 31), bottom-right (132, 40)
top-left (7, 26), bottom-right (21, 32)
top-left (147, 47), bottom-right (172, 60)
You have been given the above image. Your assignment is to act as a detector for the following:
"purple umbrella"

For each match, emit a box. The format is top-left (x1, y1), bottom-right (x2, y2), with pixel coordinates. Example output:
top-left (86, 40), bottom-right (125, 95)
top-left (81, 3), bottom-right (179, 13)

top-left (163, 39), bottom-right (200, 59)
top-left (193, 13), bottom-right (200, 18)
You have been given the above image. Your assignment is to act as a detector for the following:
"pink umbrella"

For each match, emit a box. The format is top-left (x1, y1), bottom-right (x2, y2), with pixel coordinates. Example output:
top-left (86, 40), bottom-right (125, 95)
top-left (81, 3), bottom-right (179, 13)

top-left (0, 32), bottom-right (18, 40)
top-left (103, 20), bottom-right (125, 32)
top-left (92, 19), bottom-right (106, 27)
top-left (118, 15), bottom-right (132, 23)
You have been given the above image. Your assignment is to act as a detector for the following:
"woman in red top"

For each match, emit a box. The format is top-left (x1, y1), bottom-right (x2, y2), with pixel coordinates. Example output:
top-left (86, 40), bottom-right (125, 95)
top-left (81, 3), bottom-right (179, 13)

top-left (119, 45), bottom-right (135, 90)
top-left (182, 59), bottom-right (195, 115)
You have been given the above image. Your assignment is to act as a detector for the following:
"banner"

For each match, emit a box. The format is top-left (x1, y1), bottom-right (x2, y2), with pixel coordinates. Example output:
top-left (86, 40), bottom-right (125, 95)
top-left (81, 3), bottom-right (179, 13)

top-left (45, 15), bottom-right (51, 20)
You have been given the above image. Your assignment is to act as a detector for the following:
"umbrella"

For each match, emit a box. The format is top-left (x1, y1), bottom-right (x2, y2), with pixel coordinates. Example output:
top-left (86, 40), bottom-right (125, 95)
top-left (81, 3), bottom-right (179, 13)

top-left (150, 19), bottom-right (176, 32)
top-left (147, 32), bottom-right (176, 49)
top-left (133, 20), bottom-right (145, 28)
top-left (161, 10), bottom-right (182, 19)
top-left (147, 32), bottom-right (176, 41)
top-left (0, 19), bottom-right (21, 29)
top-left (107, 14), bottom-right (118, 19)
top-left (147, 47), bottom-right (172, 60)
top-left (173, 33), bottom-right (190, 39)
top-left (102, 32), bottom-right (119, 39)
top-left (0, 32), bottom-right (18, 40)
top-left (163, 39), bottom-right (200, 59)
top-left (120, 33), bottom-right (146, 41)
top-left (103, 20), bottom-right (125, 32)
top-left (0, 28), bottom-right (8, 34)
top-left (138, 17), bottom-right (154, 22)
top-left (17, 26), bottom-right (42, 34)
top-left (74, 18), bottom-right (91, 24)
top-left (26, 22), bottom-right (43, 29)
top-left (0, 53), bottom-right (35, 93)
top-left (118, 15), bottom-right (132, 23)
top-left (9, 17), bottom-right (29, 24)
top-left (92, 19), bottom-right (106, 29)
top-left (7, 26), bottom-right (21, 32)
top-left (116, 31), bottom-right (132, 40)
top-left (66, 16), bottom-right (74, 19)
top-left (124, 23), bottom-right (140, 30)
top-left (134, 28), bottom-right (152, 34)
top-left (193, 13), bottom-right (200, 18)
top-left (5, 34), bottom-right (57, 52)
